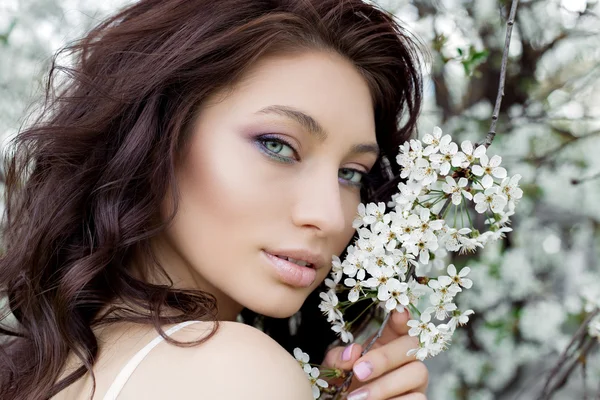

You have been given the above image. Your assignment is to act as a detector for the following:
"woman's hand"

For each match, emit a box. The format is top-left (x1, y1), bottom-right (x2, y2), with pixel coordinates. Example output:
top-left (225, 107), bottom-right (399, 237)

top-left (321, 310), bottom-right (428, 400)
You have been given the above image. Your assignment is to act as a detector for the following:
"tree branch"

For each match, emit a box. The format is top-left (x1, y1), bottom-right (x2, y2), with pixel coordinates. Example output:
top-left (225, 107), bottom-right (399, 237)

top-left (522, 130), bottom-right (600, 165)
top-left (538, 308), bottom-right (600, 399)
top-left (331, 311), bottom-right (393, 400)
top-left (482, 0), bottom-right (521, 148)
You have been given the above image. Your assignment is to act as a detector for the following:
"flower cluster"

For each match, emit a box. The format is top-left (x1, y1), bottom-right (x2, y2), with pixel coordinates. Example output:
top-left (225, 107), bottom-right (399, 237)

top-left (294, 348), bottom-right (329, 399)
top-left (297, 127), bottom-right (521, 394)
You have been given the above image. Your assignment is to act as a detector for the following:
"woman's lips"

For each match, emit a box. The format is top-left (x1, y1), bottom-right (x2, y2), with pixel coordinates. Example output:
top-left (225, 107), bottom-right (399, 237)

top-left (263, 250), bottom-right (317, 288)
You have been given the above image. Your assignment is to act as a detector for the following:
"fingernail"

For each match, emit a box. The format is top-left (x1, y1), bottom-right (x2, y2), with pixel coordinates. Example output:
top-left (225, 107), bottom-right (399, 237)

top-left (341, 344), bottom-right (354, 361)
top-left (347, 388), bottom-right (369, 400)
top-left (353, 361), bottom-right (373, 380)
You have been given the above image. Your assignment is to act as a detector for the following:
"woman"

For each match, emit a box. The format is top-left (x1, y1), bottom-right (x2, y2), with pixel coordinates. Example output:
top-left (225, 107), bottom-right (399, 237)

top-left (0, 0), bottom-right (428, 399)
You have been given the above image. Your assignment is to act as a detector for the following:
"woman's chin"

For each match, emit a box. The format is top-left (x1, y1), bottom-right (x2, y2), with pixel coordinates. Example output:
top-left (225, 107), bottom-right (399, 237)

top-left (244, 295), bottom-right (305, 319)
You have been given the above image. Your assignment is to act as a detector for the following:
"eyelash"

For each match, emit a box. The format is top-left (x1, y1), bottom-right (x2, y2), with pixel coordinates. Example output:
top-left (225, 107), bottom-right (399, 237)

top-left (254, 134), bottom-right (368, 188)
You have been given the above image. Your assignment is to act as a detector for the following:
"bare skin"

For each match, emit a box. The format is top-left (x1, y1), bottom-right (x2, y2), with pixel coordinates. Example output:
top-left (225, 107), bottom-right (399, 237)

top-left (54, 51), bottom-right (428, 399)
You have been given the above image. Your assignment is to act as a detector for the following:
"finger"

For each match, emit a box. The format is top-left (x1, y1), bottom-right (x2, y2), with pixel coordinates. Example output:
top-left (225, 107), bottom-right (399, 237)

top-left (346, 361), bottom-right (428, 400)
top-left (352, 334), bottom-right (420, 382)
top-left (321, 343), bottom-right (364, 370)
top-left (368, 309), bottom-right (411, 346)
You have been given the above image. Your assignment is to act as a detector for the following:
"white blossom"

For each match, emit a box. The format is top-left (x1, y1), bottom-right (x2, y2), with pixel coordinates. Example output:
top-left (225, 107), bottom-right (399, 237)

top-left (308, 367), bottom-right (329, 399)
top-left (430, 137), bottom-right (458, 175)
top-left (445, 264), bottom-right (473, 291)
top-left (331, 319), bottom-right (354, 343)
top-left (473, 187), bottom-right (507, 214)
top-left (452, 140), bottom-right (486, 168)
top-left (472, 154), bottom-right (507, 180)
top-left (442, 176), bottom-right (473, 205)
top-left (318, 290), bottom-right (342, 322)
top-left (411, 158), bottom-right (439, 185)
top-left (448, 309), bottom-right (475, 330)
top-left (294, 347), bottom-right (312, 374)
top-left (499, 174), bottom-right (523, 211)
top-left (422, 126), bottom-right (445, 155)
top-left (378, 278), bottom-right (410, 311)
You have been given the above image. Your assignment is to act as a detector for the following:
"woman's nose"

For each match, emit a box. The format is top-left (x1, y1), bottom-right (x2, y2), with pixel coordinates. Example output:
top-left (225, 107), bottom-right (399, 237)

top-left (290, 168), bottom-right (347, 237)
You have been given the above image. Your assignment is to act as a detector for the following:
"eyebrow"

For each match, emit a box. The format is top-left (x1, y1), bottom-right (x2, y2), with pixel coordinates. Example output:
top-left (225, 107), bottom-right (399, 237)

top-left (254, 105), bottom-right (380, 157)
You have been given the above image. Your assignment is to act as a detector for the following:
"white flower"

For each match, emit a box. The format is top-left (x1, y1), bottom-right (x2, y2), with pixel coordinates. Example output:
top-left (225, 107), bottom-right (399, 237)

top-left (331, 319), bottom-right (354, 343)
top-left (407, 343), bottom-right (431, 361)
top-left (448, 309), bottom-right (475, 330)
top-left (404, 230), bottom-right (439, 264)
top-left (378, 278), bottom-right (410, 311)
top-left (472, 154), bottom-right (507, 180)
top-left (294, 347), bottom-right (311, 374)
top-left (452, 140), bottom-right (486, 168)
top-left (442, 176), bottom-right (473, 205)
top-left (473, 187), bottom-right (507, 214)
top-left (330, 255), bottom-right (343, 283)
top-left (411, 158), bottom-right (438, 186)
top-left (429, 277), bottom-right (460, 301)
top-left (393, 181), bottom-right (423, 211)
top-left (308, 367), bottom-right (329, 399)
top-left (500, 174), bottom-right (523, 211)
top-left (478, 226), bottom-right (513, 244)
top-left (407, 322), bottom-right (451, 360)
top-left (344, 278), bottom-right (365, 303)
top-left (486, 210), bottom-right (514, 227)
top-left (396, 140), bottom-right (423, 178)
top-left (424, 324), bottom-right (452, 356)
top-left (319, 290), bottom-right (342, 322)
top-left (427, 293), bottom-right (458, 320)
top-left (414, 208), bottom-right (444, 234)
top-left (445, 264), bottom-right (473, 291)
top-left (422, 126), bottom-right (445, 155)
top-left (441, 227), bottom-right (472, 252)
top-left (430, 137), bottom-right (458, 175)
top-left (407, 312), bottom-right (435, 341)
top-left (394, 251), bottom-right (418, 278)
top-left (392, 213), bottom-right (419, 241)
top-left (324, 278), bottom-right (337, 290)
top-left (342, 247), bottom-right (368, 281)
top-left (458, 235), bottom-right (484, 254)
top-left (364, 264), bottom-right (395, 289)
top-left (353, 202), bottom-right (386, 229)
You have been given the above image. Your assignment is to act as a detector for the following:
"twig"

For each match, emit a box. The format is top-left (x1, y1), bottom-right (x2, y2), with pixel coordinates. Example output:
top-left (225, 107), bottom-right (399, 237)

top-left (437, 198), bottom-right (452, 220)
top-left (481, 0), bottom-right (520, 148)
top-left (332, 311), bottom-right (393, 400)
top-left (523, 130), bottom-right (600, 165)
top-left (572, 169), bottom-right (600, 185)
top-left (538, 309), bottom-right (600, 399)
top-left (541, 337), bottom-right (597, 399)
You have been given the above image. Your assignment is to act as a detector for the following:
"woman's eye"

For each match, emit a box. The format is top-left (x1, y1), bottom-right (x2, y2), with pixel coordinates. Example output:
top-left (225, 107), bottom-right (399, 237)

top-left (339, 168), bottom-right (365, 187)
top-left (257, 137), bottom-right (297, 161)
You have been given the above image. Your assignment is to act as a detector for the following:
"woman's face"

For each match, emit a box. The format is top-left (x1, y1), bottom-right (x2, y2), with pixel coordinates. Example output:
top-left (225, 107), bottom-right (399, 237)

top-left (156, 51), bottom-right (378, 320)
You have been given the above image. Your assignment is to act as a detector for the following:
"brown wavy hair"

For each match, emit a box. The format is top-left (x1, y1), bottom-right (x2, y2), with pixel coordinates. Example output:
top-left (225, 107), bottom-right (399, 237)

top-left (0, 0), bottom-right (423, 398)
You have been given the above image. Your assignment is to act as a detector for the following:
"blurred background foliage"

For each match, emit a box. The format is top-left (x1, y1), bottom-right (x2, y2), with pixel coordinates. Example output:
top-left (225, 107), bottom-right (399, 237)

top-left (1, 0), bottom-right (599, 399)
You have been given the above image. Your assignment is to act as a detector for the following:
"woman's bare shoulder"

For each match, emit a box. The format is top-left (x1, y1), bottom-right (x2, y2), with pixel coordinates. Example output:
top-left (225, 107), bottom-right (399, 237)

top-left (118, 321), bottom-right (313, 400)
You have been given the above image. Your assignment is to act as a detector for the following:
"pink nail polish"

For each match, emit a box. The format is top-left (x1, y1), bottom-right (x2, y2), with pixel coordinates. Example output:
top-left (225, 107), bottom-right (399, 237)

top-left (347, 388), bottom-right (369, 400)
top-left (353, 361), bottom-right (373, 380)
top-left (341, 344), bottom-right (354, 361)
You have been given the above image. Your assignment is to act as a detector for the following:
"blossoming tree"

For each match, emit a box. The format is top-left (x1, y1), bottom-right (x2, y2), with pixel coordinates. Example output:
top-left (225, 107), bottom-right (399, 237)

top-left (2, 0), bottom-right (600, 399)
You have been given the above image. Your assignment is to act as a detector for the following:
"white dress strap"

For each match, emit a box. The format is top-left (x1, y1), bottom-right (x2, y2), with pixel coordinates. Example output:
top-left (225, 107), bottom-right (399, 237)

top-left (102, 320), bottom-right (202, 400)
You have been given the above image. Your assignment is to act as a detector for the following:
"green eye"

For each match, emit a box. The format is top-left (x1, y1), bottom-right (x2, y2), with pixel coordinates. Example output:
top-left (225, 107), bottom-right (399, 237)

top-left (257, 137), bottom-right (297, 162)
top-left (339, 168), bottom-right (365, 186)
